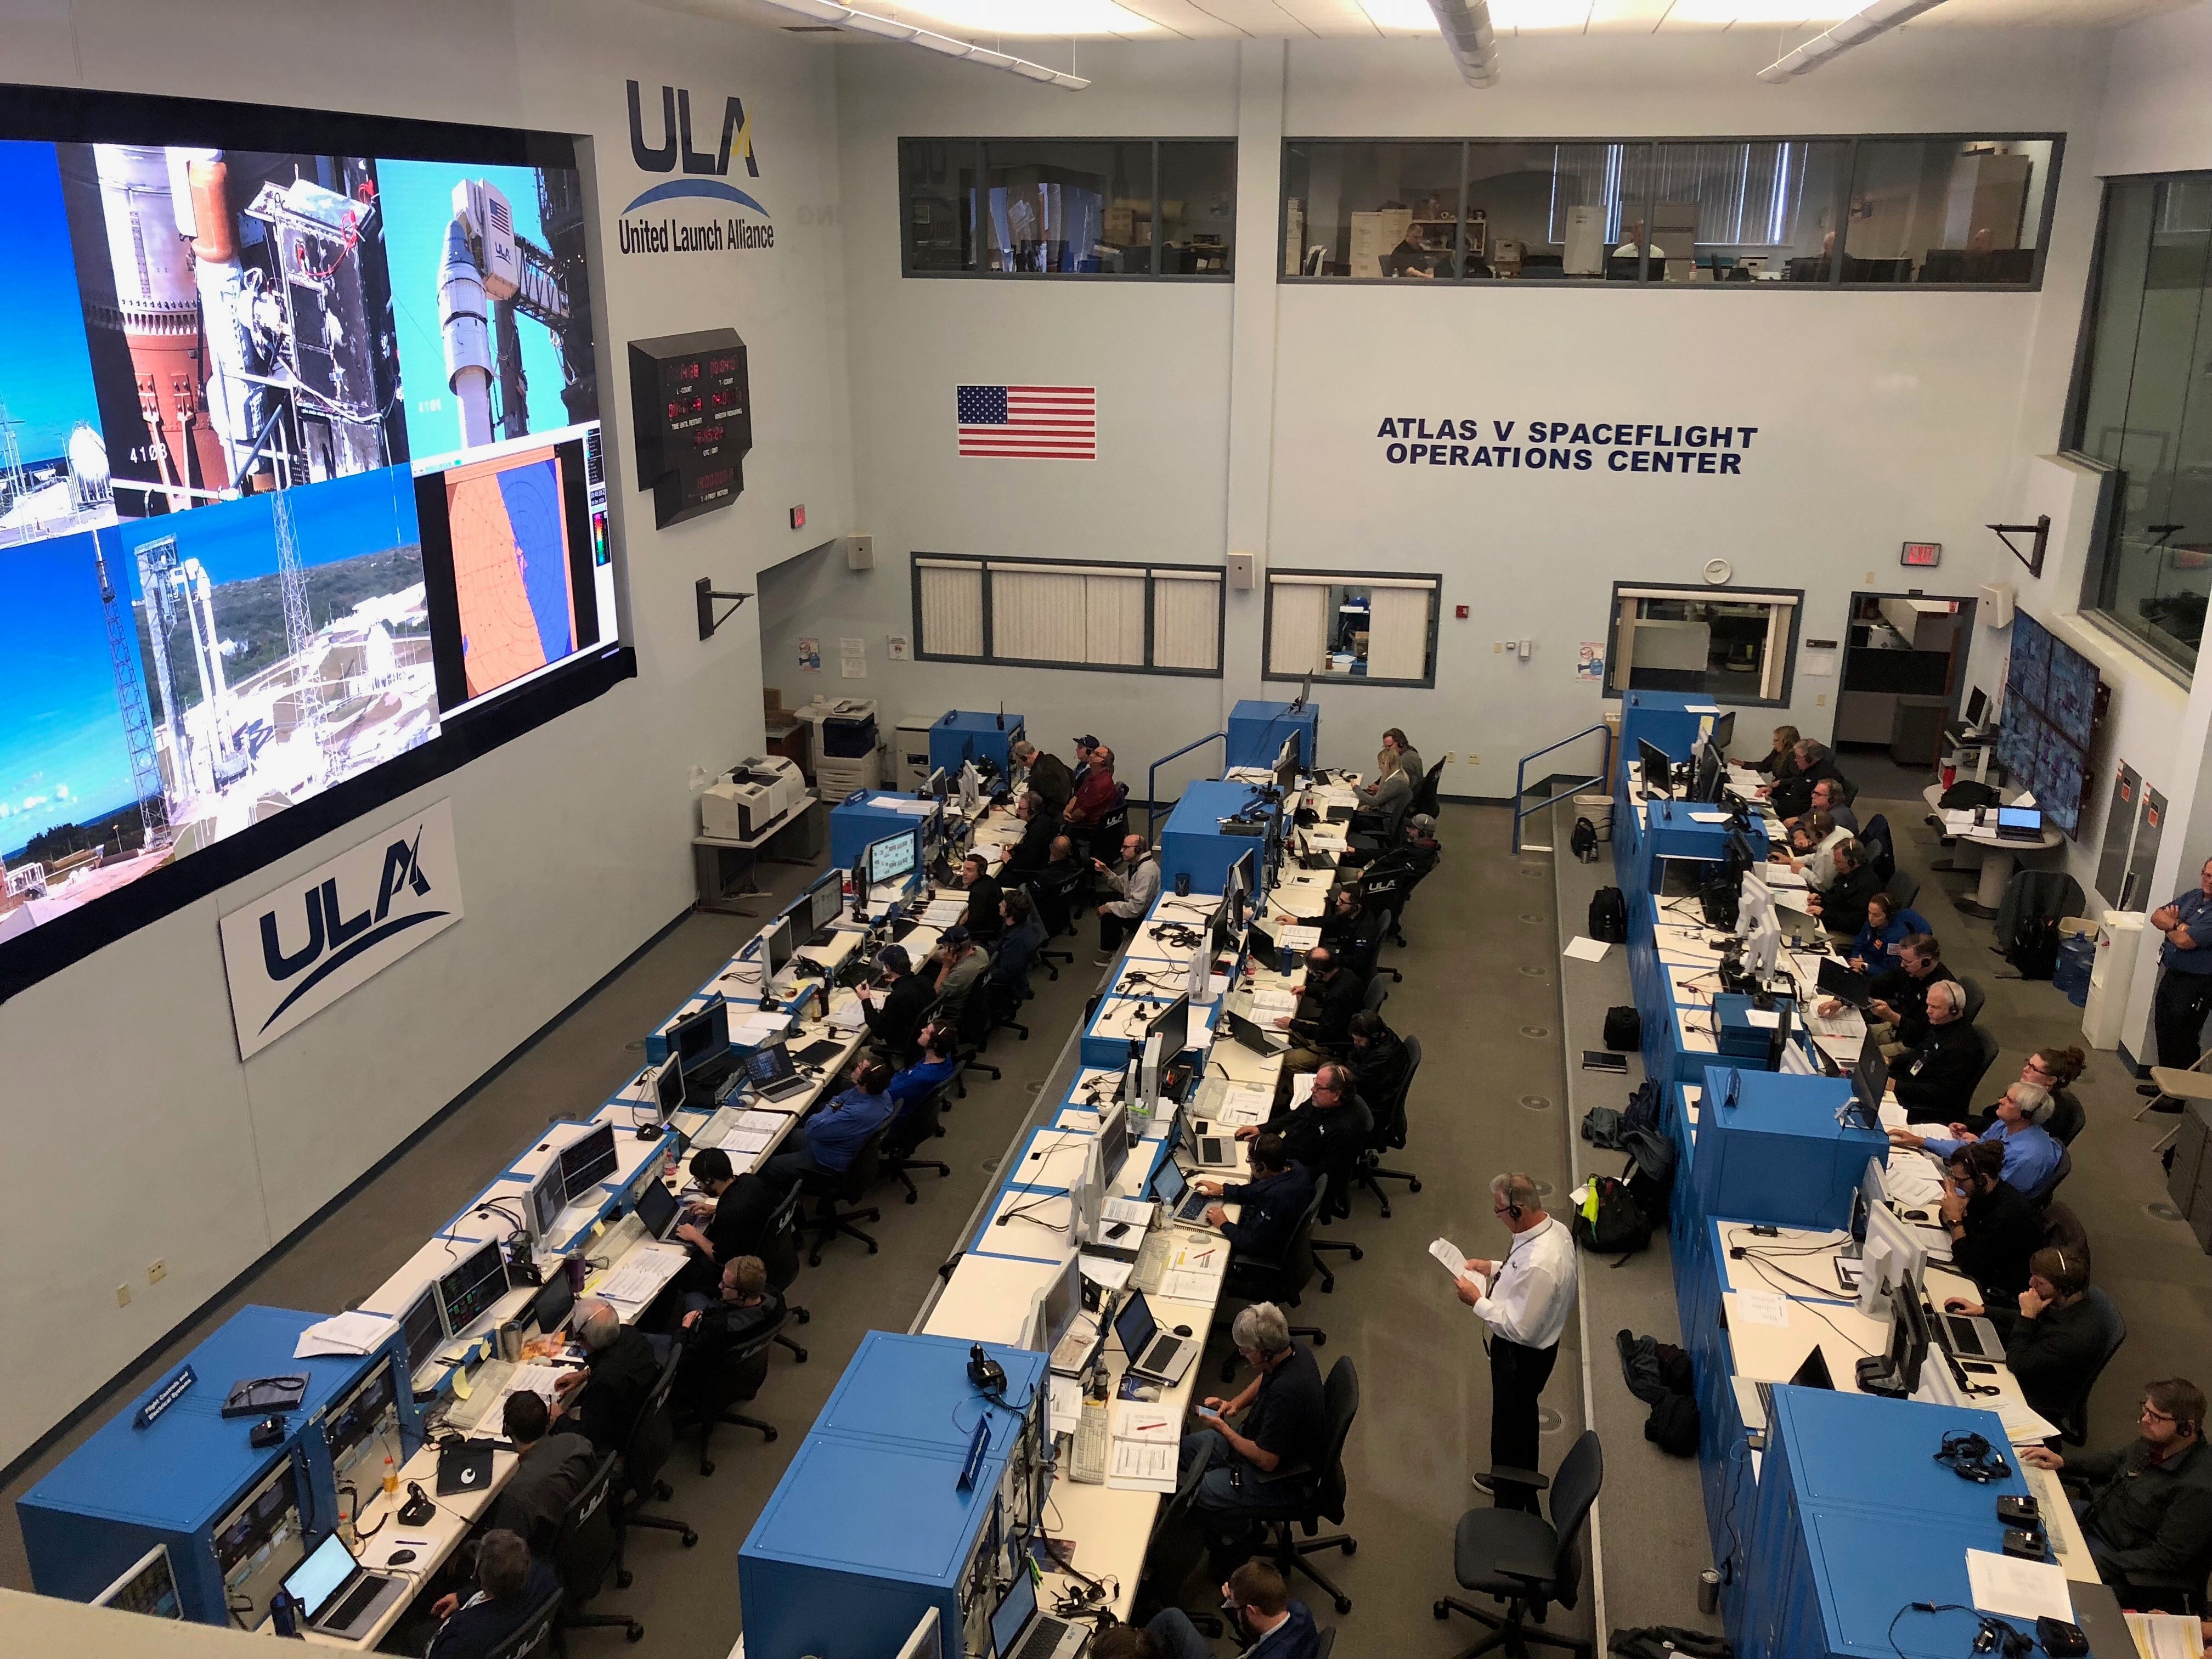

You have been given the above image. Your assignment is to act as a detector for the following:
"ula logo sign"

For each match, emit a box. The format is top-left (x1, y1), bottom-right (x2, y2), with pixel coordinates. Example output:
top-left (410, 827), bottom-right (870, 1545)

top-left (219, 801), bottom-right (465, 1058)
top-left (623, 80), bottom-right (769, 219)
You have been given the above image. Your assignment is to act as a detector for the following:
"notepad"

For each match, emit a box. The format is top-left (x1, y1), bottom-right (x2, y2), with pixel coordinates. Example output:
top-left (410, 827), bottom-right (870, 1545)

top-left (1105, 1402), bottom-right (1181, 1492)
top-left (1562, 936), bottom-right (1612, 963)
top-left (1965, 1548), bottom-right (2072, 1623)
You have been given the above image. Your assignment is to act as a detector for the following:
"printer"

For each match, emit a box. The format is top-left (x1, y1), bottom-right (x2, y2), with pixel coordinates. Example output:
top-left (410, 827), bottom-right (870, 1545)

top-left (701, 755), bottom-right (805, 839)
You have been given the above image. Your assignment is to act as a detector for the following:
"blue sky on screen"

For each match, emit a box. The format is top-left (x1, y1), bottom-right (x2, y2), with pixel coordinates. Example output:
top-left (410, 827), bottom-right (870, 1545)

top-left (114, 462), bottom-right (420, 588)
top-left (0, 141), bottom-right (104, 461)
top-left (375, 159), bottom-right (571, 459)
top-left (0, 528), bottom-right (138, 837)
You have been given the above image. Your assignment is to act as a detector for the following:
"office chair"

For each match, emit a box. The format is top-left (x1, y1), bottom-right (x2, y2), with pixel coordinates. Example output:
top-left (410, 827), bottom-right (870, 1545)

top-left (1408, 757), bottom-right (1447, 821)
top-left (1861, 814), bottom-right (1894, 882)
top-left (1949, 1024), bottom-right (2001, 1109)
top-left (478, 1577), bottom-right (563, 1659)
top-left (1354, 1034), bottom-right (1424, 1216)
top-left (553, 1454), bottom-right (640, 1644)
top-left (2025, 1146), bottom-right (2073, 1211)
top-left (1361, 977), bottom-right (1389, 1018)
top-left (1019, 883), bottom-right (1066, 980)
top-left (759, 1182), bottom-right (810, 1361)
top-left (689, 1313), bottom-right (786, 1474)
top-left (2048, 1086), bottom-right (2086, 1147)
top-left (1091, 786), bottom-right (1131, 864)
top-left (1884, 866), bottom-right (1922, 911)
top-left (797, 1128), bottom-right (888, 1265)
top-left (2056, 1287), bottom-right (2126, 1448)
top-left (1435, 1430), bottom-right (1603, 1657)
top-left (1215, 1180), bottom-right (1333, 1384)
top-left (611, 1340), bottom-right (699, 1584)
top-left (1238, 1356), bottom-right (1361, 1615)
top-left (885, 1077), bottom-right (956, 1203)
top-left (950, 963), bottom-right (1003, 1084)
top-left (1955, 974), bottom-right (1988, 1026)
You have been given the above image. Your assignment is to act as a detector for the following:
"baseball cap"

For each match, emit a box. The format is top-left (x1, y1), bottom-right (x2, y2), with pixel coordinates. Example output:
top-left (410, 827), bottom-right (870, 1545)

top-left (1407, 813), bottom-right (1438, 835)
top-left (1075, 734), bottom-right (1099, 748)
top-left (941, 925), bottom-right (971, 945)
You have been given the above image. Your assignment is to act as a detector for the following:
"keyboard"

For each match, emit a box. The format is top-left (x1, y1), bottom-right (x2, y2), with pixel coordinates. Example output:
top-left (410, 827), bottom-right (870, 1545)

top-left (1945, 1313), bottom-right (1991, 1357)
top-left (326, 1576), bottom-right (387, 1630)
top-left (1071, 1403), bottom-right (1109, 1485)
top-left (1138, 1334), bottom-right (1186, 1376)
top-left (444, 1361), bottom-right (513, 1430)
top-left (1015, 1616), bottom-right (1074, 1659)
top-left (1754, 1380), bottom-right (1775, 1424)
top-left (1130, 1233), bottom-right (1173, 1294)
top-left (1175, 1188), bottom-right (1214, 1224)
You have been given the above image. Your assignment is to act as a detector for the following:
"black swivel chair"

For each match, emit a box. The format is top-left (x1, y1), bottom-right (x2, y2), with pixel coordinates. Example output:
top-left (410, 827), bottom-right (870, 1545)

top-left (688, 1312), bottom-right (786, 1474)
top-left (1238, 1356), bottom-right (1361, 1615)
top-left (611, 1340), bottom-right (699, 1583)
top-left (553, 1453), bottom-right (639, 1645)
top-left (1435, 1430), bottom-right (1604, 1658)
top-left (2056, 1288), bottom-right (2128, 1448)
top-left (1962, 1025), bottom-right (2002, 1105)
top-left (2049, 1087), bottom-right (2086, 1147)
top-left (1884, 866), bottom-right (1922, 911)
top-left (1091, 786), bottom-right (1132, 864)
top-left (1955, 974), bottom-right (1988, 1025)
top-left (1353, 1034), bottom-right (1424, 1216)
top-left (1215, 1180), bottom-right (1333, 1383)
top-left (885, 1078), bottom-right (956, 1202)
top-left (1861, 814), bottom-right (1894, 882)
top-left (1037, 867), bottom-right (1088, 970)
top-left (2024, 1145), bottom-right (2073, 1211)
top-left (1019, 882), bottom-right (1066, 980)
top-left (797, 1127), bottom-right (888, 1265)
top-left (949, 961), bottom-right (1003, 1084)
top-left (1407, 756), bottom-right (1447, 821)
top-left (478, 1576), bottom-right (564, 1659)
top-left (758, 1182), bottom-right (810, 1361)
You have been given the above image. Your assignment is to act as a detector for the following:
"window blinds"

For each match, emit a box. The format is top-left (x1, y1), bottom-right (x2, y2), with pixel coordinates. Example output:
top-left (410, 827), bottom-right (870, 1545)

top-left (1153, 571), bottom-right (1221, 672)
top-left (916, 558), bottom-right (984, 658)
top-left (1365, 584), bottom-right (1434, 681)
top-left (1268, 582), bottom-right (1329, 676)
top-left (988, 561), bottom-right (1147, 664)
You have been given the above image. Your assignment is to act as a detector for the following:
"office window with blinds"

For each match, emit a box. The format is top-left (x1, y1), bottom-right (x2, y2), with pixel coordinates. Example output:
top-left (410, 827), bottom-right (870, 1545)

top-left (1263, 571), bottom-right (1440, 687)
top-left (910, 553), bottom-right (1222, 676)
top-left (1605, 583), bottom-right (1801, 705)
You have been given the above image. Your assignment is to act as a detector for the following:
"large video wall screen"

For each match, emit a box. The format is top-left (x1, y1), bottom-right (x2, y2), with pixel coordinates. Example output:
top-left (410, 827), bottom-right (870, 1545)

top-left (1995, 611), bottom-right (2102, 839)
top-left (0, 86), bottom-right (625, 1001)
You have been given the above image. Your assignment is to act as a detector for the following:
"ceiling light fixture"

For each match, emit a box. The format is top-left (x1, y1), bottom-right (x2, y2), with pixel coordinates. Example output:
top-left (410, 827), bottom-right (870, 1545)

top-left (757, 0), bottom-right (1088, 85)
top-left (1756, 0), bottom-right (1948, 81)
top-left (1425, 0), bottom-right (1499, 86)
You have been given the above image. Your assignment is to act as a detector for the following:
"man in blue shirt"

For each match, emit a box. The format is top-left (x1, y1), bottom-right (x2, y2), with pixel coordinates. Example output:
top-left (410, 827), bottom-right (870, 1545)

top-left (764, 1057), bottom-right (896, 1189)
top-left (1145, 1559), bottom-right (1321, 1659)
top-left (1888, 1079), bottom-right (2063, 1198)
top-left (1194, 1132), bottom-right (1316, 1263)
top-left (425, 1528), bottom-right (559, 1659)
top-left (2147, 859), bottom-right (2212, 1109)
top-left (885, 1023), bottom-right (958, 1128)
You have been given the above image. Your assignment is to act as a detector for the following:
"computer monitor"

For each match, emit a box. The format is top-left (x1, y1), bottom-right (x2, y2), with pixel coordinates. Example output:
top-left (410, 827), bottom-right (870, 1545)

top-left (1186, 939), bottom-right (1209, 1005)
top-left (1138, 1030), bottom-right (1163, 1108)
top-left (960, 760), bottom-right (983, 813)
top-left (322, 1354), bottom-right (398, 1486)
top-left (1848, 1156), bottom-right (1888, 1250)
top-left (924, 766), bottom-right (948, 802)
top-left (868, 829), bottom-right (919, 887)
top-left (558, 1124), bottom-right (619, 1207)
top-left (1764, 1001), bottom-right (1795, 1070)
top-left (398, 1284), bottom-right (445, 1374)
top-left (668, 998), bottom-right (731, 1080)
top-left (93, 1545), bottom-right (182, 1619)
top-left (757, 916), bottom-right (794, 981)
top-left (1848, 1046), bottom-right (1888, 1131)
top-left (1858, 1201), bottom-right (1927, 1320)
top-left (1073, 1137), bottom-right (1104, 1244)
top-left (1817, 958), bottom-right (1870, 1005)
top-left (531, 1269), bottom-right (575, 1336)
top-left (1883, 1266), bottom-right (1932, 1395)
top-left (1745, 911), bottom-right (1781, 981)
top-left (1226, 850), bottom-right (1255, 913)
top-left (1779, 1041), bottom-right (1816, 1076)
top-left (651, 1056), bottom-right (687, 1125)
top-left (1274, 730), bottom-right (1303, 790)
top-left (1098, 1099), bottom-right (1131, 1187)
top-left (1148, 995), bottom-right (1190, 1063)
top-left (1692, 741), bottom-right (1723, 803)
top-left (806, 872), bottom-right (846, 939)
top-left (1041, 1252), bottom-right (1083, 1350)
top-left (1638, 738), bottom-right (1674, 799)
top-left (1964, 686), bottom-right (1989, 727)
top-left (524, 1163), bottom-right (565, 1245)
top-left (438, 1238), bottom-right (511, 1337)
top-left (1996, 805), bottom-right (2043, 832)
top-left (1724, 828), bottom-right (1759, 887)
top-left (1711, 710), bottom-right (1736, 752)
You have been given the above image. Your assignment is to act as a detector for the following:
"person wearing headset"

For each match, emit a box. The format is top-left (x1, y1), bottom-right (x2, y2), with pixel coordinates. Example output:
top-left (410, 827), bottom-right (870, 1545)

top-left (1942, 1246), bottom-right (2103, 1432)
top-left (2023, 1378), bottom-right (2212, 1595)
top-left (1454, 1172), bottom-right (1578, 1513)
top-left (1092, 832), bottom-right (1160, 964)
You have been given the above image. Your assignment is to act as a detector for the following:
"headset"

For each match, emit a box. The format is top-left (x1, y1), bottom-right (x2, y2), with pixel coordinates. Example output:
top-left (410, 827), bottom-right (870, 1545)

top-left (1934, 1429), bottom-right (2011, 1484)
top-left (1498, 1172), bottom-right (1533, 1222)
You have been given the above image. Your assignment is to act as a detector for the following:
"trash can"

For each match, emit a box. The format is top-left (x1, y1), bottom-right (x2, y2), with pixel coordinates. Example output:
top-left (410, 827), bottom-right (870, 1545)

top-left (2052, 930), bottom-right (2095, 1009)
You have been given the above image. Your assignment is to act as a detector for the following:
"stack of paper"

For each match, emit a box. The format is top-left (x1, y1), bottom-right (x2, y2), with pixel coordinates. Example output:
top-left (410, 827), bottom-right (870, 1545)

top-left (1278, 924), bottom-right (1322, 951)
top-left (1211, 1084), bottom-right (1274, 1128)
top-left (1156, 1236), bottom-right (1227, 1301)
top-left (1965, 1548), bottom-right (2072, 1623)
top-left (1563, 936), bottom-right (1612, 963)
top-left (595, 1248), bottom-right (686, 1308)
top-left (2125, 1611), bottom-right (2205, 1657)
top-left (295, 1311), bottom-right (398, 1359)
top-left (885, 798), bottom-right (937, 816)
top-left (1249, 985), bottom-right (1297, 1018)
top-left (921, 899), bottom-right (969, 925)
top-left (1105, 1402), bottom-right (1181, 1492)
top-left (733, 1011), bottom-right (793, 1042)
top-left (502, 1363), bottom-right (570, 1411)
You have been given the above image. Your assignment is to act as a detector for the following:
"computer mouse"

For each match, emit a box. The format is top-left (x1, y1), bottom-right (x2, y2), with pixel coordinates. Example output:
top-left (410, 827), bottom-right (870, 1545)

top-left (1173, 1324), bottom-right (1192, 1338)
top-left (1944, 1298), bottom-right (1970, 1313)
top-left (387, 1549), bottom-right (417, 1566)
top-left (1903, 1209), bottom-right (1929, 1223)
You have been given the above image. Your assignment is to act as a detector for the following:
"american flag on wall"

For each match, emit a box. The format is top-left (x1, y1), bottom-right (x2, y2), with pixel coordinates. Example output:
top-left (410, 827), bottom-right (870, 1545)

top-left (955, 385), bottom-right (1097, 459)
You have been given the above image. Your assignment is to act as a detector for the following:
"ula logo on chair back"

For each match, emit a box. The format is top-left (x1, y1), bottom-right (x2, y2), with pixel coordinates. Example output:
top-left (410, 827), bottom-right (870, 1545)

top-left (218, 800), bottom-right (466, 1059)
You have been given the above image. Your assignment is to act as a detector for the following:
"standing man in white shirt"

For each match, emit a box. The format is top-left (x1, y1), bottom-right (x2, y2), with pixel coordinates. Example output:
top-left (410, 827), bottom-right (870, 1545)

top-left (1455, 1171), bottom-right (1579, 1511)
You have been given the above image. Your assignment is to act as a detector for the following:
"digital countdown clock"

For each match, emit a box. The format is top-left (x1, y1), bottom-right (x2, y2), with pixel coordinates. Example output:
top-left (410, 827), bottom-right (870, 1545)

top-left (627, 328), bottom-right (752, 528)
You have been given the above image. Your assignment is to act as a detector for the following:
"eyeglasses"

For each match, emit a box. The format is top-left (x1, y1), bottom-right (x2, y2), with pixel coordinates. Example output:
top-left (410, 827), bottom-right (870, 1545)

top-left (2142, 1403), bottom-right (2179, 1425)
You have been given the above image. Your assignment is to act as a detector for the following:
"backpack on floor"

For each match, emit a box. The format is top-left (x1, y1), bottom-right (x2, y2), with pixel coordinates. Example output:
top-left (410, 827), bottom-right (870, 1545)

top-left (1603, 1006), bottom-right (1642, 1051)
top-left (1570, 817), bottom-right (1600, 862)
top-left (1588, 886), bottom-right (1628, 944)
top-left (1620, 1127), bottom-right (1677, 1227)
top-left (1620, 1077), bottom-right (1663, 1138)
top-left (1572, 1175), bottom-right (1652, 1256)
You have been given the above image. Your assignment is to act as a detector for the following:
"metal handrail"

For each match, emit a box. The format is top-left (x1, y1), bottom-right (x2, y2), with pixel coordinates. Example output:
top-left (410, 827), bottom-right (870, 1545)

top-left (1512, 724), bottom-right (1615, 854)
top-left (1146, 731), bottom-right (1226, 838)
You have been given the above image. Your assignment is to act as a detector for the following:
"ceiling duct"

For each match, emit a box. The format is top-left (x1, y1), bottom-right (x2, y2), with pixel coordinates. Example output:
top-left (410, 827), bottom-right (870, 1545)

top-left (1425, 0), bottom-right (1499, 86)
top-left (757, 0), bottom-right (1088, 86)
top-left (1757, 0), bottom-right (1949, 81)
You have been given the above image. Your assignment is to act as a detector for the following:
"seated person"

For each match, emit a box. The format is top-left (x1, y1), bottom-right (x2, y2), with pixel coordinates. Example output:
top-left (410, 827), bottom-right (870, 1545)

top-left (928, 926), bottom-right (989, 1020)
top-left (1928, 1141), bottom-right (2041, 1301)
top-left (1346, 1009), bottom-right (1410, 1111)
top-left (1317, 883), bottom-right (1378, 972)
top-left (1741, 723), bottom-right (1801, 780)
top-left (1891, 1079), bottom-right (2063, 1197)
top-left (1860, 934), bottom-right (1957, 1055)
top-left (860, 944), bottom-right (932, 1066)
top-left (1351, 731), bottom-right (1421, 834)
top-left (1382, 226), bottom-right (1436, 278)
top-left (423, 1529), bottom-right (560, 1659)
top-left (1092, 1630), bottom-right (1163, 1659)
top-left (1092, 833), bottom-right (1161, 964)
top-left (673, 1147), bottom-right (755, 1293)
top-left (1244, 1063), bottom-right (1371, 1190)
top-left (1009, 741), bottom-right (1073, 818)
top-left (953, 853), bottom-right (1003, 945)
top-left (550, 1300), bottom-right (658, 1457)
top-left (1273, 945), bottom-right (1367, 1079)
top-left (2023, 1378), bottom-right (2212, 1596)
top-left (1037, 833), bottom-right (1090, 928)
top-left (986, 893), bottom-right (1045, 1006)
top-left (1771, 810), bottom-right (1847, 890)
top-left (678, 1254), bottom-right (784, 1408)
top-left (1943, 1246), bottom-right (2104, 1431)
top-left (1146, 1559), bottom-right (1322, 1659)
top-left (761, 1056), bottom-right (898, 1190)
top-left (1178, 1304), bottom-right (1329, 1560)
top-left (1847, 893), bottom-right (1934, 977)
top-left (1880, 980), bottom-right (1984, 1124)
top-left (1786, 776), bottom-right (1859, 835)
top-left (1193, 1132), bottom-right (1316, 1261)
top-left (886, 1022), bottom-right (959, 1124)
top-left (2017, 1045), bottom-right (2088, 1143)
top-left (1341, 809), bottom-right (1442, 877)
top-left (477, 1392), bottom-right (594, 1558)
top-left (1804, 837), bottom-right (1881, 936)
top-left (999, 789), bottom-right (1059, 878)
top-left (1760, 737), bottom-right (1841, 821)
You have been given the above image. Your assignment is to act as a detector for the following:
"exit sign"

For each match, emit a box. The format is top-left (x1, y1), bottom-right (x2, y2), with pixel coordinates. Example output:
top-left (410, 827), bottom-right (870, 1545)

top-left (1900, 541), bottom-right (1943, 567)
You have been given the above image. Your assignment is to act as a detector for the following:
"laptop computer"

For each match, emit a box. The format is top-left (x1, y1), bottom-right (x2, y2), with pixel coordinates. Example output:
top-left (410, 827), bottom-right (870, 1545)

top-left (791, 1037), bottom-right (843, 1068)
top-left (1815, 958), bottom-right (1870, 1008)
top-left (1189, 1127), bottom-right (1237, 1169)
top-left (280, 1533), bottom-right (406, 1640)
top-left (1224, 1005), bottom-right (1289, 1056)
top-left (1928, 1294), bottom-right (2002, 1362)
top-left (633, 1177), bottom-right (682, 1242)
top-left (436, 1440), bottom-right (498, 1497)
top-left (990, 1562), bottom-right (1088, 1659)
top-left (1993, 805), bottom-right (2044, 842)
top-left (1753, 1344), bottom-right (1835, 1423)
top-left (744, 1042), bottom-right (813, 1103)
top-left (1115, 1290), bottom-right (1198, 1386)
top-left (1150, 1158), bottom-right (1220, 1229)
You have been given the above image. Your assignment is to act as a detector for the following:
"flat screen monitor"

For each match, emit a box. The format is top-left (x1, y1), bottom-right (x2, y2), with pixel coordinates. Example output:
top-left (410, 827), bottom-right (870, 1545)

top-left (1849, 1046), bottom-right (1887, 1131)
top-left (651, 1056), bottom-right (687, 1124)
top-left (1890, 1266), bottom-right (1931, 1394)
top-left (526, 1163), bottom-right (564, 1244)
top-left (1638, 738), bottom-right (1674, 798)
top-left (1041, 1252), bottom-right (1083, 1350)
top-left (1148, 995), bottom-right (1190, 1063)
top-left (93, 1545), bottom-right (182, 1619)
top-left (1692, 742), bottom-right (1723, 803)
top-left (438, 1238), bottom-right (510, 1336)
top-left (398, 1283), bottom-right (445, 1374)
top-left (868, 829), bottom-right (919, 886)
top-left (759, 916), bottom-right (794, 979)
top-left (557, 1122), bottom-right (618, 1205)
top-left (668, 998), bottom-right (731, 1079)
top-left (806, 873), bottom-right (846, 938)
top-left (1710, 710), bottom-right (1736, 752)
top-left (1226, 850), bottom-right (1255, 912)
top-left (1996, 805), bottom-right (2042, 832)
top-left (926, 767), bottom-right (949, 803)
top-left (1964, 686), bottom-right (1989, 726)
top-left (323, 1355), bottom-right (397, 1482)
top-left (531, 1269), bottom-right (575, 1336)
top-left (1098, 1099), bottom-right (1131, 1187)
top-left (1860, 1202), bottom-right (1927, 1302)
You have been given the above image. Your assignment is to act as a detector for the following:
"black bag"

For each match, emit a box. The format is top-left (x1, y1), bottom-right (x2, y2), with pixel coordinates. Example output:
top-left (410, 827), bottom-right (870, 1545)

top-left (2004, 915), bottom-right (2063, 980)
top-left (1581, 1107), bottom-right (1624, 1150)
top-left (1620, 1077), bottom-right (1663, 1138)
top-left (1620, 1126), bottom-right (1677, 1227)
top-left (1602, 1006), bottom-right (1641, 1051)
top-left (1572, 1175), bottom-right (1652, 1255)
top-left (1588, 886), bottom-right (1628, 944)
top-left (1940, 780), bottom-right (2000, 810)
top-left (1571, 817), bottom-right (1600, 862)
top-left (1644, 1392), bottom-right (1700, 1457)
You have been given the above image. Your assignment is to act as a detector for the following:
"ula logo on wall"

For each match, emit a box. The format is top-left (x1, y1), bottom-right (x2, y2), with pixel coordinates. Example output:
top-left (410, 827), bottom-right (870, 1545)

top-left (218, 801), bottom-right (465, 1058)
top-left (620, 80), bottom-right (774, 252)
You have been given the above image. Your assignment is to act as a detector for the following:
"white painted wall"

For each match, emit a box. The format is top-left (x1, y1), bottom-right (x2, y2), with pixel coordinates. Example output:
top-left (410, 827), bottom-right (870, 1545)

top-left (0, 0), bottom-right (854, 1468)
